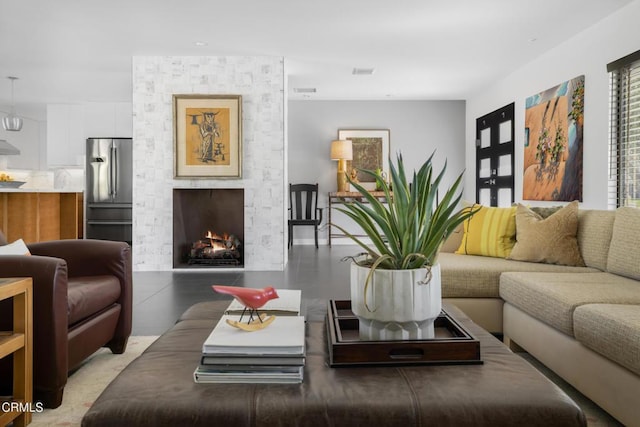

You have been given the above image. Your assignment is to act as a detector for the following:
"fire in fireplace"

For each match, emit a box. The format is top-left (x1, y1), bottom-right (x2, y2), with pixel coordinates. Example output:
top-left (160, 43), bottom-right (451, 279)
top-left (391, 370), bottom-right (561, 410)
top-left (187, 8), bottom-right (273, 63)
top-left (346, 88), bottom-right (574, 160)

top-left (173, 188), bottom-right (244, 269)
top-left (188, 231), bottom-right (243, 266)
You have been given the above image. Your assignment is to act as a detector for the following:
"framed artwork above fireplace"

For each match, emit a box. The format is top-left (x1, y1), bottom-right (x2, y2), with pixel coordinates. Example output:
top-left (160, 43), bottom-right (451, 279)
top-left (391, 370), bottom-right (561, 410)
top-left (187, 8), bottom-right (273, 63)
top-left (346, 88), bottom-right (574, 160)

top-left (173, 94), bottom-right (242, 179)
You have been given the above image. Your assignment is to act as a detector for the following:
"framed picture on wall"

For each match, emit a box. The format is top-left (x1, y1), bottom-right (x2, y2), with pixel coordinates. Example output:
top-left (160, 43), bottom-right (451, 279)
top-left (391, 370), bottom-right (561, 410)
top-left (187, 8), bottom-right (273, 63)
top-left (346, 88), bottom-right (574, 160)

top-left (338, 129), bottom-right (390, 191)
top-left (173, 94), bottom-right (242, 178)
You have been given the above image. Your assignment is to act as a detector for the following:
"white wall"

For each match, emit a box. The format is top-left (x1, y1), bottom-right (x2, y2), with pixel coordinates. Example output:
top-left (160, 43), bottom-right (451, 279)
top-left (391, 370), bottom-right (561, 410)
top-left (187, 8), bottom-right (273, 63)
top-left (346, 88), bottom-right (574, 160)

top-left (288, 100), bottom-right (466, 244)
top-left (465, 0), bottom-right (640, 209)
top-left (132, 56), bottom-right (286, 271)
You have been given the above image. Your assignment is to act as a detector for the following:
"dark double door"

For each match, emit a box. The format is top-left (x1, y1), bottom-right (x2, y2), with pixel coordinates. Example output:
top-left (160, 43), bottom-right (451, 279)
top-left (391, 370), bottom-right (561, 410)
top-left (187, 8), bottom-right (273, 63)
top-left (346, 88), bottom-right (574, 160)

top-left (476, 103), bottom-right (515, 207)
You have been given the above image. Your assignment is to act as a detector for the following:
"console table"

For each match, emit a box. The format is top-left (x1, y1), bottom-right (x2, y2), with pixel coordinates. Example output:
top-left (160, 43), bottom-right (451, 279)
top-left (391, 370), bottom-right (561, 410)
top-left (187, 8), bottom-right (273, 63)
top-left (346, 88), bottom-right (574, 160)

top-left (328, 191), bottom-right (389, 247)
top-left (0, 277), bottom-right (33, 427)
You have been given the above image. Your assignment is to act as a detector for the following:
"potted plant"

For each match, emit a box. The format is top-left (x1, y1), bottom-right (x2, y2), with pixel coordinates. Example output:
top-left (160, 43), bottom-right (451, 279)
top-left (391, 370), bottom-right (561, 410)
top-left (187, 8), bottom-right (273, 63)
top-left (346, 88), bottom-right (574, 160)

top-left (334, 152), bottom-right (474, 341)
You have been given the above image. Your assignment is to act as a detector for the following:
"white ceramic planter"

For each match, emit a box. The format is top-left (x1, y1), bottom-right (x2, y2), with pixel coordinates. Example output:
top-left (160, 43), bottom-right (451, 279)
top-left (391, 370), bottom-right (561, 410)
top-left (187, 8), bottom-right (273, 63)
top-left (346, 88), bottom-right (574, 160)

top-left (350, 262), bottom-right (442, 341)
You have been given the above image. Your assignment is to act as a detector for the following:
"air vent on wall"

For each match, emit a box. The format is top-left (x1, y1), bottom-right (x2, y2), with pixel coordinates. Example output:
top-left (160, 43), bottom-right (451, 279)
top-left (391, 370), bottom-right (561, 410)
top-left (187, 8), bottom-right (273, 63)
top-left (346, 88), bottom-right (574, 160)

top-left (293, 88), bottom-right (317, 94)
top-left (352, 68), bottom-right (375, 75)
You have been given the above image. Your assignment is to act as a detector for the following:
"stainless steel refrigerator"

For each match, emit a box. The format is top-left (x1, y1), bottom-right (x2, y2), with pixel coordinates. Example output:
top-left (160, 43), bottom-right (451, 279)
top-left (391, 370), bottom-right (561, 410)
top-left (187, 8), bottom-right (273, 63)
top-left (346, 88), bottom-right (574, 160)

top-left (85, 138), bottom-right (133, 245)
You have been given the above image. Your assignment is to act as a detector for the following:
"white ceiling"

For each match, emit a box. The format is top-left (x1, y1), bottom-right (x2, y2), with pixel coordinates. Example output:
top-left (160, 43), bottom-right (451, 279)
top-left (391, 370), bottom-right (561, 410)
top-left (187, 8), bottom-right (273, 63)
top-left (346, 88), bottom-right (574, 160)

top-left (0, 0), bottom-right (633, 119)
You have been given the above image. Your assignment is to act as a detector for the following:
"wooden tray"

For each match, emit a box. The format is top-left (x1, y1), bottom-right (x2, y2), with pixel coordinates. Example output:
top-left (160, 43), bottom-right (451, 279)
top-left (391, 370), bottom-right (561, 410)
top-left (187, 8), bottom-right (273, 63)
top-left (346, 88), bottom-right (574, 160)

top-left (326, 300), bottom-right (482, 367)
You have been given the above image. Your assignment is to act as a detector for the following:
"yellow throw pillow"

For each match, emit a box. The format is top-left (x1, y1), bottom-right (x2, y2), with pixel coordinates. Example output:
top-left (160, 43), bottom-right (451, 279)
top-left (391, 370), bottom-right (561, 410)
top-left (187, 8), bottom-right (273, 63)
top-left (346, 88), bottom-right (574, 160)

top-left (455, 205), bottom-right (517, 258)
top-left (507, 201), bottom-right (585, 267)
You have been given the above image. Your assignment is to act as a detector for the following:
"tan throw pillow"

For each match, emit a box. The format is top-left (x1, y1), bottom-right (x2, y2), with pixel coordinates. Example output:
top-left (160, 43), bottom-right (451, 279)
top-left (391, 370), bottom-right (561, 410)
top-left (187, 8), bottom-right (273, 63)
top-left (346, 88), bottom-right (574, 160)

top-left (507, 201), bottom-right (585, 266)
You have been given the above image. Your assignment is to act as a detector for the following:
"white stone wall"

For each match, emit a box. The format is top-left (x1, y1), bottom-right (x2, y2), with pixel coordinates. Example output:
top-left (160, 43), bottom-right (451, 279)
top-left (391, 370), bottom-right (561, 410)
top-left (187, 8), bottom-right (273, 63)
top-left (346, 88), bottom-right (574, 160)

top-left (132, 56), bottom-right (286, 271)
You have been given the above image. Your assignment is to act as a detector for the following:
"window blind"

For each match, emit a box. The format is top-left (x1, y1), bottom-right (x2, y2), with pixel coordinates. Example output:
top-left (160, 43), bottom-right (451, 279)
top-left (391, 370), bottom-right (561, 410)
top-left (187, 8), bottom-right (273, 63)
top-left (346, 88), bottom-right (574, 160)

top-left (608, 52), bottom-right (640, 208)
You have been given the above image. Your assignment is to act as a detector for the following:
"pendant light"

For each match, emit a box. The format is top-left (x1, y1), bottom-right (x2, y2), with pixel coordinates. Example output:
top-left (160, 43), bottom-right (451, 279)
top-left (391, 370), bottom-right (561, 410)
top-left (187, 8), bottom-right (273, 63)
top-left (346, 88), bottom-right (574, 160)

top-left (2, 77), bottom-right (23, 132)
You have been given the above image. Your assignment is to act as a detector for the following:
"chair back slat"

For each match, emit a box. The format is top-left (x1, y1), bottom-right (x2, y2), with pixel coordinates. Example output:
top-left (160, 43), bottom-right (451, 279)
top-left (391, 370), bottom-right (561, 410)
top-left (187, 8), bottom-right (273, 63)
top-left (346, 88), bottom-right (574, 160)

top-left (289, 183), bottom-right (319, 221)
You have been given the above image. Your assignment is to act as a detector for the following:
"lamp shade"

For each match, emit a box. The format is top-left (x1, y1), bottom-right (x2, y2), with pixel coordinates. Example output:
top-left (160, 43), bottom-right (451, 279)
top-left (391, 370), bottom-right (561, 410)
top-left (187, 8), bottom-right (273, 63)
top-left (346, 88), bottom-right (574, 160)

top-left (3, 77), bottom-right (23, 132)
top-left (2, 115), bottom-right (23, 132)
top-left (330, 139), bottom-right (353, 160)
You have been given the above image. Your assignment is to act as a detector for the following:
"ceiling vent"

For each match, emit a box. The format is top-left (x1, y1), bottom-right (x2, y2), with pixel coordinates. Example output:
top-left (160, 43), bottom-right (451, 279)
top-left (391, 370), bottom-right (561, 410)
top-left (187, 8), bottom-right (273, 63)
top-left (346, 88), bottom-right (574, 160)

top-left (352, 68), bottom-right (375, 75)
top-left (293, 87), bottom-right (317, 94)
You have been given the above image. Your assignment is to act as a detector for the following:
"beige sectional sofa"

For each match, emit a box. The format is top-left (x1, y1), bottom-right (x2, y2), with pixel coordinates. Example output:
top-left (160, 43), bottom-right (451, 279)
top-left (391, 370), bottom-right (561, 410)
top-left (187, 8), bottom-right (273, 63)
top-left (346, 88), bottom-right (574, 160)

top-left (439, 207), bottom-right (640, 427)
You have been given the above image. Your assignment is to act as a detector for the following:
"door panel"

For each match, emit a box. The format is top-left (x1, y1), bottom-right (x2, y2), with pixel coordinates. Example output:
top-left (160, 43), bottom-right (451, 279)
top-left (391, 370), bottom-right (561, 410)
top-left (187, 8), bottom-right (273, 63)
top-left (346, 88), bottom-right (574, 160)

top-left (111, 139), bottom-right (133, 204)
top-left (476, 104), bottom-right (515, 207)
top-left (86, 138), bottom-right (112, 203)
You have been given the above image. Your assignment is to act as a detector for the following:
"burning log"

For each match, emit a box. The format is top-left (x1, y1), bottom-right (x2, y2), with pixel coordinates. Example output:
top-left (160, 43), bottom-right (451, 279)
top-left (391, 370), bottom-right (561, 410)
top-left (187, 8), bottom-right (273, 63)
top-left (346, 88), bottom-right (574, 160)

top-left (188, 231), bottom-right (242, 265)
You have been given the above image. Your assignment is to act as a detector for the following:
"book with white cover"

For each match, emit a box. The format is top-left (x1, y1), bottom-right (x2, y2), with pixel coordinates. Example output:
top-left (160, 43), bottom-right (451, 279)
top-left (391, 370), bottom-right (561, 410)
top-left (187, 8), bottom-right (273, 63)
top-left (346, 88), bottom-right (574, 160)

top-left (196, 364), bottom-right (303, 373)
top-left (224, 289), bottom-right (301, 315)
top-left (200, 355), bottom-right (305, 366)
top-left (193, 366), bottom-right (303, 384)
top-left (202, 315), bottom-right (305, 356)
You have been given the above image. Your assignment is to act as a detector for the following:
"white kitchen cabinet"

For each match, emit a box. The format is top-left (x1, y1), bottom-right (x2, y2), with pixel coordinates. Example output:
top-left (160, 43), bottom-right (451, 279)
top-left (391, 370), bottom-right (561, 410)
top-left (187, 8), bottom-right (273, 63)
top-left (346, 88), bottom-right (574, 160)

top-left (46, 104), bottom-right (85, 166)
top-left (114, 102), bottom-right (133, 137)
top-left (84, 102), bottom-right (132, 138)
top-left (47, 102), bottom-right (133, 168)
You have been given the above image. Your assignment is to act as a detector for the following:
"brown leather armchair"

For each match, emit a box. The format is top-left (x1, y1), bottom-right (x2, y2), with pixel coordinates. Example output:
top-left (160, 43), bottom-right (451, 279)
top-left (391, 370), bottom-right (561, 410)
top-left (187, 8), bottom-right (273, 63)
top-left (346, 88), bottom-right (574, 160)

top-left (0, 231), bottom-right (132, 408)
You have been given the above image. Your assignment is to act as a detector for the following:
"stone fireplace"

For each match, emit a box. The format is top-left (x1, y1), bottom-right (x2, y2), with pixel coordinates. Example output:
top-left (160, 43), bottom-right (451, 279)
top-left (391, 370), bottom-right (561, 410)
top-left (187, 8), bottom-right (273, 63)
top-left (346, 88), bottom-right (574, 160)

top-left (173, 189), bottom-right (244, 268)
top-left (132, 55), bottom-right (286, 271)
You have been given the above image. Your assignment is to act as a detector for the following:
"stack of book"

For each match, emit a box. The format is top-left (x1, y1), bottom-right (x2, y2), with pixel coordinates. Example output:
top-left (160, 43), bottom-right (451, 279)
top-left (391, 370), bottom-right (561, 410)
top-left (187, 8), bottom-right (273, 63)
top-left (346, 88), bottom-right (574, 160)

top-left (194, 289), bottom-right (305, 384)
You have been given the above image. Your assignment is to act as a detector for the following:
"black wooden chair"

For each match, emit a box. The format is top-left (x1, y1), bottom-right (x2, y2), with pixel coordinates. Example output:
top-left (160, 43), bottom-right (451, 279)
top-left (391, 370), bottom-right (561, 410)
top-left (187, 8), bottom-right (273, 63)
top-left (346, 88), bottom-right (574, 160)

top-left (288, 183), bottom-right (323, 249)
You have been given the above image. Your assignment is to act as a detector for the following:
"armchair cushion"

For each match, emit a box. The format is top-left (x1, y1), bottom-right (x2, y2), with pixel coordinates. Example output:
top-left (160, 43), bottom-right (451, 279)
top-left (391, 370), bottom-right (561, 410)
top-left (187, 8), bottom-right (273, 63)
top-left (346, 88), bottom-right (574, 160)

top-left (67, 276), bottom-right (122, 326)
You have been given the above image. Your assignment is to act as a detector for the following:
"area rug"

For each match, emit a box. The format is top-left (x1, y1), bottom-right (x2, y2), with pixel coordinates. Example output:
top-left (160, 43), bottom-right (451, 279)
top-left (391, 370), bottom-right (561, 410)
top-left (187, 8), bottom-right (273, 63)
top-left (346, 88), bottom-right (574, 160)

top-left (30, 336), bottom-right (158, 427)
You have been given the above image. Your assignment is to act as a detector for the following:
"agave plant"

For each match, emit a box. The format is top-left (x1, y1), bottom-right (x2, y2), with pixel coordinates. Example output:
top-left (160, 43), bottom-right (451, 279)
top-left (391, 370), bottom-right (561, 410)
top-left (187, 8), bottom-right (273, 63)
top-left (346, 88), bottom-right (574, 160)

top-left (334, 152), bottom-right (474, 271)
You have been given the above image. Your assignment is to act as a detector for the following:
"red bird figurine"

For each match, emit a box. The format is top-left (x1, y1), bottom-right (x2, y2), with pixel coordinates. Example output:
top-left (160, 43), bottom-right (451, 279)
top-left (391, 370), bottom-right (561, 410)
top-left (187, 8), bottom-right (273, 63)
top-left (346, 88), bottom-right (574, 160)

top-left (212, 285), bottom-right (280, 331)
top-left (212, 285), bottom-right (279, 309)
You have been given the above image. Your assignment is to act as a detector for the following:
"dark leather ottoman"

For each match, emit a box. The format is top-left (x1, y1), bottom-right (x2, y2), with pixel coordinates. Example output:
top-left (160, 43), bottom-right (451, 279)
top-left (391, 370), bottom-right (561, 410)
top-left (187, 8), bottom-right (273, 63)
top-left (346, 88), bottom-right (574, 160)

top-left (82, 300), bottom-right (586, 427)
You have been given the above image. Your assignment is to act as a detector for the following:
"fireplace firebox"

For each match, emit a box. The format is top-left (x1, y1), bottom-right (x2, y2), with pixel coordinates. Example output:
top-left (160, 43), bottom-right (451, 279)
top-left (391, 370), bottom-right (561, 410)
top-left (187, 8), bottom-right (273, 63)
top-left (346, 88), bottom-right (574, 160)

top-left (173, 189), bottom-right (244, 268)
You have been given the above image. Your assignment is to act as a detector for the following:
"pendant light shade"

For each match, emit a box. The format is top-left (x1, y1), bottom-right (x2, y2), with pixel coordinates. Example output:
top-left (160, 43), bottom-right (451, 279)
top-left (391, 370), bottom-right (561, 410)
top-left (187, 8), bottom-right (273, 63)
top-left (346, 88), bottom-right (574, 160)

top-left (3, 77), bottom-right (23, 132)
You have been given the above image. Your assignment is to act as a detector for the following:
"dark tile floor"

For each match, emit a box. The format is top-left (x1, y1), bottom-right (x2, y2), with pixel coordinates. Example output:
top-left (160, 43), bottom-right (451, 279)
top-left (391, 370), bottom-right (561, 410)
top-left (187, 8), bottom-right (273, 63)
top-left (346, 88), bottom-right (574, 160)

top-left (132, 245), bottom-right (358, 335)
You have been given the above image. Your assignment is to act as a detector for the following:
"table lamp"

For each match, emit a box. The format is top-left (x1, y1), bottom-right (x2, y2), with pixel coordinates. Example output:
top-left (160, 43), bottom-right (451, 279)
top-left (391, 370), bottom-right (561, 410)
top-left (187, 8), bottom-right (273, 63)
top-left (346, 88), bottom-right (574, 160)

top-left (331, 139), bottom-right (353, 192)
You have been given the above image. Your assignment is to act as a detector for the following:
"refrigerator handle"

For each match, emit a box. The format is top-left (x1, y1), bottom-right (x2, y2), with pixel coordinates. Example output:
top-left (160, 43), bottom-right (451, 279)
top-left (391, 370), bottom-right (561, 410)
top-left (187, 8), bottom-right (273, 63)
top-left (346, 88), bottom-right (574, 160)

top-left (111, 144), bottom-right (118, 197)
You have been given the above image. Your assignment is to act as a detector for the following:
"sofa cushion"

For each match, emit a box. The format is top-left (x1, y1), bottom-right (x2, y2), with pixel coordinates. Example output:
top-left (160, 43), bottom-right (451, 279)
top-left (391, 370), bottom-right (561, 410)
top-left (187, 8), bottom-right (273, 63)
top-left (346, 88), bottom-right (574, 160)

top-left (500, 271), bottom-right (640, 337)
top-left (67, 276), bottom-right (121, 326)
top-left (455, 205), bottom-right (516, 258)
top-left (439, 252), bottom-right (597, 298)
top-left (573, 304), bottom-right (640, 376)
top-left (607, 207), bottom-right (640, 280)
top-left (508, 202), bottom-right (584, 267)
top-left (577, 209), bottom-right (615, 271)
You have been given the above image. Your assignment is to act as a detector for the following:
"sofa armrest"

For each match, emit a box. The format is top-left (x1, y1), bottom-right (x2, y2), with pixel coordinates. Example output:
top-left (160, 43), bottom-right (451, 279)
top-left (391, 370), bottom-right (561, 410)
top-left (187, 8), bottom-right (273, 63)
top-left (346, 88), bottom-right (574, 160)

top-left (0, 255), bottom-right (69, 393)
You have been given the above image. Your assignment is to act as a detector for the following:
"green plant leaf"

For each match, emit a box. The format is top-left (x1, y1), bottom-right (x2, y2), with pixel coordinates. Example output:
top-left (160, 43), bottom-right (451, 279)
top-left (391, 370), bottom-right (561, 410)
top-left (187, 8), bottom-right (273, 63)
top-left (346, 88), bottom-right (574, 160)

top-left (338, 150), bottom-right (476, 271)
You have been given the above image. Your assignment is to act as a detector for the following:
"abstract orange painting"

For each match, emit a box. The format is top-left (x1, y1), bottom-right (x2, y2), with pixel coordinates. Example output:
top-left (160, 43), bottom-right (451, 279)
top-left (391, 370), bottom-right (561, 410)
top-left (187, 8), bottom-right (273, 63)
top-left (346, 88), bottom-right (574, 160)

top-left (523, 76), bottom-right (584, 201)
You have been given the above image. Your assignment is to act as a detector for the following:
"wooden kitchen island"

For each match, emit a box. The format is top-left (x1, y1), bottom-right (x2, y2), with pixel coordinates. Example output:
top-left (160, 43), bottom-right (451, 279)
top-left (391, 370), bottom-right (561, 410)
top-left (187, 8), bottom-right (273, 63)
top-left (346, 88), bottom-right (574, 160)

top-left (0, 190), bottom-right (83, 243)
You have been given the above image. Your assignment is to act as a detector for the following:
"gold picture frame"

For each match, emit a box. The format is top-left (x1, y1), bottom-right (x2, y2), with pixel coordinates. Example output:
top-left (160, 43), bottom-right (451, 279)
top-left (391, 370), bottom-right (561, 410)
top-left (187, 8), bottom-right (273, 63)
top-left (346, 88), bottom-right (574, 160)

top-left (173, 94), bottom-right (242, 178)
top-left (338, 129), bottom-right (390, 191)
